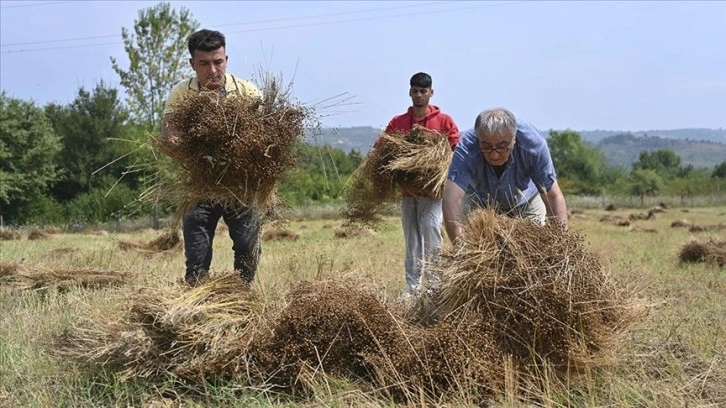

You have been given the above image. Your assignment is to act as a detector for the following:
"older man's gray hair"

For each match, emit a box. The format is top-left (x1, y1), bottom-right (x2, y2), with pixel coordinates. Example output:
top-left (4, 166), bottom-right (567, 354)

top-left (474, 108), bottom-right (517, 138)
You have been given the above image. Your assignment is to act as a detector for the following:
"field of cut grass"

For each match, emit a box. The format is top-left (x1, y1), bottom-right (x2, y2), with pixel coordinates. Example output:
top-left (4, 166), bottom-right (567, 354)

top-left (1, 204), bottom-right (724, 407)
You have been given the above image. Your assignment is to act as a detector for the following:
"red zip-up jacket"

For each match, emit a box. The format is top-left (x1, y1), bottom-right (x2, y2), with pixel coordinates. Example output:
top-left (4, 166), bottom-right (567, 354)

top-left (377, 104), bottom-right (460, 197)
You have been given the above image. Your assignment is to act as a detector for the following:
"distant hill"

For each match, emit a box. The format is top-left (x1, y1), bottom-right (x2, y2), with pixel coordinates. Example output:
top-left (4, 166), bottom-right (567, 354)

top-left (595, 133), bottom-right (726, 169)
top-left (305, 126), bottom-right (380, 153)
top-left (577, 128), bottom-right (726, 144)
top-left (307, 126), bottom-right (726, 169)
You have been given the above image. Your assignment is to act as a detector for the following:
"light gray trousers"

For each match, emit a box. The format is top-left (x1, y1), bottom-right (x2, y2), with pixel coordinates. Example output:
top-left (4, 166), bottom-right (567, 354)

top-left (401, 196), bottom-right (443, 293)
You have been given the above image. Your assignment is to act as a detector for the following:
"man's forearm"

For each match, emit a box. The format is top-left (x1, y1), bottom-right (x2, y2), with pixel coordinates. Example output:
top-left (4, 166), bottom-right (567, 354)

top-left (443, 211), bottom-right (460, 244)
top-left (544, 181), bottom-right (568, 229)
top-left (549, 195), bottom-right (568, 229)
top-left (442, 181), bottom-right (465, 243)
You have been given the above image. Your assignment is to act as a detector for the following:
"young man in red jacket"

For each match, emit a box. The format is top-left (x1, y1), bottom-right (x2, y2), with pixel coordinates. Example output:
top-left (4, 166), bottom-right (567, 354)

top-left (383, 72), bottom-right (460, 297)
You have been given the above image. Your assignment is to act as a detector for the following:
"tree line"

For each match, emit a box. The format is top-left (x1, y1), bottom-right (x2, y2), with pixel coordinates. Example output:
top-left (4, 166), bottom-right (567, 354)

top-left (1, 2), bottom-right (724, 226)
top-left (547, 130), bottom-right (725, 204)
top-left (2, 84), bottom-right (724, 226)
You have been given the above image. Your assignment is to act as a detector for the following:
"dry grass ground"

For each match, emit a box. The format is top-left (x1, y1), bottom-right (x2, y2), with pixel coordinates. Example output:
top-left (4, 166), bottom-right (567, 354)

top-left (1, 205), bottom-right (724, 407)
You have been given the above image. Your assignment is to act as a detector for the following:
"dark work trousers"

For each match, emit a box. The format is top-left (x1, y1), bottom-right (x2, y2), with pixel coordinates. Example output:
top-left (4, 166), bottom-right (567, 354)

top-left (182, 201), bottom-right (262, 283)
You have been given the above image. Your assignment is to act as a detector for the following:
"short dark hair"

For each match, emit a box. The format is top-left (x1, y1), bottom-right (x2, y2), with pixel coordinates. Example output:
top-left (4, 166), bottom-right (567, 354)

top-left (410, 72), bottom-right (432, 88)
top-left (187, 29), bottom-right (226, 57)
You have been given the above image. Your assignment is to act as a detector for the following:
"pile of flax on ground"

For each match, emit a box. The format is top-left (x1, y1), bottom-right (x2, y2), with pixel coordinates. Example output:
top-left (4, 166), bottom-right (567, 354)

top-left (0, 228), bottom-right (21, 240)
top-left (688, 222), bottom-right (726, 233)
top-left (118, 229), bottom-right (181, 253)
top-left (49, 211), bottom-right (638, 404)
top-left (249, 278), bottom-right (406, 394)
top-left (679, 238), bottom-right (726, 266)
top-left (341, 125), bottom-right (451, 228)
top-left (412, 208), bottom-right (637, 375)
top-left (0, 261), bottom-right (130, 291)
top-left (250, 277), bottom-right (505, 402)
top-left (153, 72), bottom-right (313, 225)
top-left (48, 274), bottom-right (505, 402)
top-left (50, 273), bottom-right (261, 382)
top-left (363, 314), bottom-right (505, 403)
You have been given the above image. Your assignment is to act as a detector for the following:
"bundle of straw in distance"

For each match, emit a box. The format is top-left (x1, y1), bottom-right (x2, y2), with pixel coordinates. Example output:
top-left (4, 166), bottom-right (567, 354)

top-left (342, 125), bottom-right (451, 227)
top-left (118, 229), bottom-right (182, 253)
top-left (0, 261), bottom-right (19, 279)
top-left (156, 74), bottom-right (311, 222)
top-left (679, 239), bottom-right (726, 266)
top-left (0, 228), bottom-right (21, 241)
top-left (0, 261), bottom-right (130, 292)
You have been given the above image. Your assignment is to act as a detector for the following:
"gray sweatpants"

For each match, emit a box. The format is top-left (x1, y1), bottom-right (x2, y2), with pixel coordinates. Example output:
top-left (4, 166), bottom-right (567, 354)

top-left (401, 196), bottom-right (443, 293)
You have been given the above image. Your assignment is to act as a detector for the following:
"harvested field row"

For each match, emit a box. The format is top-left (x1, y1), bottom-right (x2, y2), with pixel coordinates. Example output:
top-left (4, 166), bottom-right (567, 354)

top-left (0, 261), bottom-right (130, 291)
top-left (50, 209), bottom-right (640, 404)
top-left (679, 239), bottom-right (726, 266)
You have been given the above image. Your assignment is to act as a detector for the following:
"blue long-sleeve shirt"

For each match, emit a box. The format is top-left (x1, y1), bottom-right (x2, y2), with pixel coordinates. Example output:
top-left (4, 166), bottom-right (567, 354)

top-left (446, 121), bottom-right (557, 211)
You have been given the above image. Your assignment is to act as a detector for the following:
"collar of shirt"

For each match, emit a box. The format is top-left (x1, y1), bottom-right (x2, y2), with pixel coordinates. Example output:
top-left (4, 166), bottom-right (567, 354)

top-left (187, 73), bottom-right (238, 94)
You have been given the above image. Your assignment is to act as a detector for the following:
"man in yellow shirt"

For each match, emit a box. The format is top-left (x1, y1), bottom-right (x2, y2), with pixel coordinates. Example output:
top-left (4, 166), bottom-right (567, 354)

top-left (160, 29), bottom-right (262, 286)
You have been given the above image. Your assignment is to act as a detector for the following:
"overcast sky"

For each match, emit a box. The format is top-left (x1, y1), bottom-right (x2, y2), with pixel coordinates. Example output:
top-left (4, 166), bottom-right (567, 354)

top-left (1, 0), bottom-right (725, 133)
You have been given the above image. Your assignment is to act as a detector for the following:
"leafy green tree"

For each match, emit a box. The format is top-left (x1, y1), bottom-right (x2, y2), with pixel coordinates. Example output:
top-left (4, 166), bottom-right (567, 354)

top-left (599, 166), bottom-right (630, 195)
top-left (111, 2), bottom-right (199, 130)
top-left (712, 161), bottom-right (726, 179)
top-left (63, 179), bottom-right (140, 224)
top-left (348, 149), bottom-right (364, 169)
top-left (547, 130), bottom-right (609, 195)
top-left (629, 169), bottom-right (664, 205)
top-left (299, 144), bottom-right (359, 177)
top-left (278, 143), bottom-right (361, 205)
top-left (632, 149), bottom-right (682, 179)
top-left (677, 164), bottom-right (698, 178)
top-left (45, 81), bottom-right (135, 202)
top-left (0, 92), bottom-right (62, 223)
top-left (667, 171), bottom-right (712, 199)
top-left (111, 3), bottom-right (199, 228)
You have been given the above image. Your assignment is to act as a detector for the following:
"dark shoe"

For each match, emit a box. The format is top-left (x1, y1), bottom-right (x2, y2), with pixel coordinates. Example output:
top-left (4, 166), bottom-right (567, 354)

top-left (236, 269), bottom-right (255, 285)
top-left (234, 253), bottom-right (258, 285)
top-left (184, 268), bottom-right (209, 286)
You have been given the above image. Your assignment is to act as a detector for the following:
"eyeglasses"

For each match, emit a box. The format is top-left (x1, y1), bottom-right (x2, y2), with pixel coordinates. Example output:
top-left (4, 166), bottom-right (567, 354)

top-left (481, 145), bottom-right (512, 154)
top-left (480, 140), bottom-right (514, 154)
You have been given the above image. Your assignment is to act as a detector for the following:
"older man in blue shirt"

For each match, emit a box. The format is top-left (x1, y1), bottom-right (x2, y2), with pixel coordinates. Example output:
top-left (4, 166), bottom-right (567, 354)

top-left (442, 108), bottom-right (568, 243)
